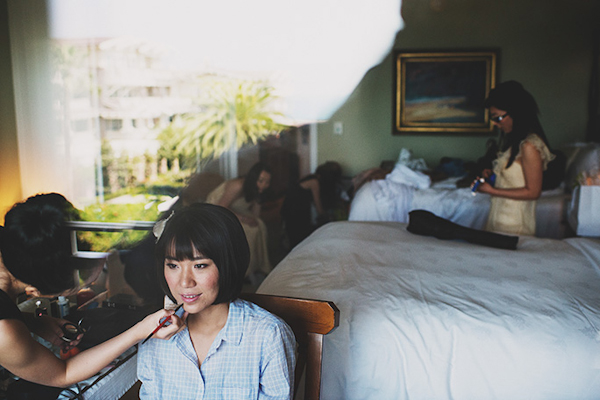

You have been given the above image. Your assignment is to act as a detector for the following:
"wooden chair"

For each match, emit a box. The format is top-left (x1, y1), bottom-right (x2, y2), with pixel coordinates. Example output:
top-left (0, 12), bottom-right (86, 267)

top-left (241, 293), bottom-right (340, 400)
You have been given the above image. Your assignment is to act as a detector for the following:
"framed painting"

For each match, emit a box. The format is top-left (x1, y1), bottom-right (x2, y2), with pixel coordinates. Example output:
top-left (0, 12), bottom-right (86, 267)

top-left (394, 50), bottom-right (498, 135)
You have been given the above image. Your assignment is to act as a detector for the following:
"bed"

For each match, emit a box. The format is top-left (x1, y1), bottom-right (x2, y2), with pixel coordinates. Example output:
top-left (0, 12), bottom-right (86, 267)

top-left (348, 165), bottom-right (569, 239)
top-left (257, 221), bottom-right (600, 400)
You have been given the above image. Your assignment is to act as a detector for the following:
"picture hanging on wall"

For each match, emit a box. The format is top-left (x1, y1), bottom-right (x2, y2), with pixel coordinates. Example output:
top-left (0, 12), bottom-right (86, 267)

top-left (394, 50), bottom-right (498, 135)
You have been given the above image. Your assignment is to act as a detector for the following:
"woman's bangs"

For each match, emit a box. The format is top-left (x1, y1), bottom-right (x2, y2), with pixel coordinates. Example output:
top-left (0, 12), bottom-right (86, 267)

top-left (165, 234), bottom-right (199, 261)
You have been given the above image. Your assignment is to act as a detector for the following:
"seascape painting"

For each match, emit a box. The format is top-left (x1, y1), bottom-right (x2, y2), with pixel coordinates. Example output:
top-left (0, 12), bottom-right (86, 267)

top-left (394, 51), bottom-right (497, 134)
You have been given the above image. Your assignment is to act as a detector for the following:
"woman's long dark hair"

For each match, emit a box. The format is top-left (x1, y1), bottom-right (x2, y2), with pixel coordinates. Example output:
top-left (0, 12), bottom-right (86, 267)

top-left (242, 162), bottom-right (271, 203)
top-left (484, 81), bottom-right (551, 169)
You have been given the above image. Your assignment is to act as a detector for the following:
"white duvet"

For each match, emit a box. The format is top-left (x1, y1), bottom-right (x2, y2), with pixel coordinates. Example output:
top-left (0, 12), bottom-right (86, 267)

top-left (258, 221), bottom-right (600, 400)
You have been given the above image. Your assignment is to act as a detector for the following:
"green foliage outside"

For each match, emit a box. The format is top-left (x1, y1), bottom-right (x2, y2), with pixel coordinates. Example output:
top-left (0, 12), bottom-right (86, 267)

top-left (158, 78), bottom-right (287, 172)
top-left (78, 194), bottom-right (174, 252)
top-left (78, 76), bottom-right (288, 252)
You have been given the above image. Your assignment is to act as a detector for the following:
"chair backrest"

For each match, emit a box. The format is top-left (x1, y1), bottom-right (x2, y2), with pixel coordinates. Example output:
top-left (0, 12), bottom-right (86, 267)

top-left (240, 293), bottom-right (339, 400)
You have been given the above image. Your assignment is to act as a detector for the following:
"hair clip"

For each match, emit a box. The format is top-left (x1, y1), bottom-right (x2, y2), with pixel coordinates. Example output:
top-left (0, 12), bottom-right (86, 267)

top-left (153, 211), bottom-right (174, 242)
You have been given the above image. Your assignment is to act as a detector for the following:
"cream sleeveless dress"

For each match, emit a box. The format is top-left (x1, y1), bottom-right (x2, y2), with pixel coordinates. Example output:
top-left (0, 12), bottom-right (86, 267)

top-left (485, 134), bottom-right (554, 236)
top-left (206, 181), bottom-right (272, 276)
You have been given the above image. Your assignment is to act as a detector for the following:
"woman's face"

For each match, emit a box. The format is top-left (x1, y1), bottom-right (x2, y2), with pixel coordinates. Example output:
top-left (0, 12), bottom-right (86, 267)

top-left (164, 246), bottom-right (220, 315)
top-left (490, 106), bottom-right (513, 133)
top-left (256, 170), bottom-right (271, 194)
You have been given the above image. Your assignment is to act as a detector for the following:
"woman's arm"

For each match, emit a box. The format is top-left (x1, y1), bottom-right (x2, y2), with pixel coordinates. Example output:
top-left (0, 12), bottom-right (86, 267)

top-left (300, 178), bottom-right (324, 216)
top-left (478, 141), bottom-right (543, 200)
top-left (258, 322), bottom-right (296, 399)
top-left (0, 308), bottom-right (184, 388)
top-left (215, 179), bottom-right (258, 226)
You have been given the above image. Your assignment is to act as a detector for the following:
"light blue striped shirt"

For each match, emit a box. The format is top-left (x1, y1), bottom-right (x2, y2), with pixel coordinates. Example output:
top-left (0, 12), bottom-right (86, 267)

top-left (137, 299), bottom-right (296, 399)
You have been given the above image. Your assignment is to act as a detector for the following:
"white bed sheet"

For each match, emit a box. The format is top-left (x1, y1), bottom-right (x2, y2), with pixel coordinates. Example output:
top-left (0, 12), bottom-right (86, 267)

top-left (258, 221), bottom-right (600, 400)
top-left (349, 179), bottom-right (568, 238)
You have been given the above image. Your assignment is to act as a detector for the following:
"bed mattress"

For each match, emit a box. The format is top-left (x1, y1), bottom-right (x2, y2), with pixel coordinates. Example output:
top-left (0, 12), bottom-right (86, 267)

top-left (258, 221), bottom-right (600, 399)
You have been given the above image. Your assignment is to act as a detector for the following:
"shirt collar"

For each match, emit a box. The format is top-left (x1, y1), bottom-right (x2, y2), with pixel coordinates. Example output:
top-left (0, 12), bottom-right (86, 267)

top-left (216, 299), bottom-right (244, 346)
top-left (172, 300), bottom-right (245, 364)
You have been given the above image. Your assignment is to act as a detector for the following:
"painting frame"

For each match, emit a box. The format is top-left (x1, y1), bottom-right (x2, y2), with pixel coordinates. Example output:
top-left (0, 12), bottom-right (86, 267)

top-left (394, 50), bottom-right (498, 135)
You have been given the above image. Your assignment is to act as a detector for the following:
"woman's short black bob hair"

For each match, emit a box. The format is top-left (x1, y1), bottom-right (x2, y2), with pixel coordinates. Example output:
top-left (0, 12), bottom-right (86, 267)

top-left (1, 193), bottom-right (79, 294)
top-left (154, 203), bottom-right (250, 305)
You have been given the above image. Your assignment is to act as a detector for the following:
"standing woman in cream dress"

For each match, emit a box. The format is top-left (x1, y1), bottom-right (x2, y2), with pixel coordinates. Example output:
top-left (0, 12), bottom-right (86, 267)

top-left (474, 81), bottom-right (555, 236)
top-left (206, 162), bottom-right (273, 280)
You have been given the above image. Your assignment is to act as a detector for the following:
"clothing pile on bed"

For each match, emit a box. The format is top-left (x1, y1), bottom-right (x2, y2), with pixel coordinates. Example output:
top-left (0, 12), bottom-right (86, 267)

top-left (349, 149), bottom-right (490, 228)
top-left (348, 147), bottom-right (569, 238)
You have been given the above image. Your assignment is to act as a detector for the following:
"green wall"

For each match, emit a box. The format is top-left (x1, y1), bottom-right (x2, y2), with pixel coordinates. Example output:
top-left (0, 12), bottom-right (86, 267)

top-left (318, 0), bottom-right (600, 176)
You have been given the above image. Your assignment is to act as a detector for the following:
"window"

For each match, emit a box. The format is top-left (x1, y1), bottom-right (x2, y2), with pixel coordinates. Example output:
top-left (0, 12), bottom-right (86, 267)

top-left (71, 119), bottom-right (90, 132)
top-left (7, 0), bottom-right (402, 237)
top-left (104, 119), bottom-right (123, 131)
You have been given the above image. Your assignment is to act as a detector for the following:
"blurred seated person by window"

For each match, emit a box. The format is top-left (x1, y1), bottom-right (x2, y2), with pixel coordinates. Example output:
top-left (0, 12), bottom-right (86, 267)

top-left (281, 161), bottom-right (343, 249)
top-left (205, 162), bottom-right (273, 282)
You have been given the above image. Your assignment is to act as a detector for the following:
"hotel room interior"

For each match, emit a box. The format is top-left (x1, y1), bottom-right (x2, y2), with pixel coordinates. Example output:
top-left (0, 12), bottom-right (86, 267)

top-left (1, 0), bottom-right (600, 399)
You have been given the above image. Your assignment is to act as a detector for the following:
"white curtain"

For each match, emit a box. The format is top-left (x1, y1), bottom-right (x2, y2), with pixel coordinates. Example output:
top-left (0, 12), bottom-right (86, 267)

top-left (8, 0), bottom-right (73, 201)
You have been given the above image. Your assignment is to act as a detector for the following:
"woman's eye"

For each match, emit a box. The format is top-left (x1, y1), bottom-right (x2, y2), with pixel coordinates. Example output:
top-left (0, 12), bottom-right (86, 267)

top-left (166, 262), bottom-right (178, 269)
top-left (194, 263), bottom-right (208, 269)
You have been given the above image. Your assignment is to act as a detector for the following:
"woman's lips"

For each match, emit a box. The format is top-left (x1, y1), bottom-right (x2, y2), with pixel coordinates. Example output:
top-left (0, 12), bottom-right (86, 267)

top-left (181, 294), bottom-right (200, 303)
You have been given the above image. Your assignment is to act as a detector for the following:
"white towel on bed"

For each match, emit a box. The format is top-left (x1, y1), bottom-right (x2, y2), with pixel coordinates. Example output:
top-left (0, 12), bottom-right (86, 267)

top-left (349, 164), bottom-right (431, 223)
top-left (386, 163), bottom-right (431, 189)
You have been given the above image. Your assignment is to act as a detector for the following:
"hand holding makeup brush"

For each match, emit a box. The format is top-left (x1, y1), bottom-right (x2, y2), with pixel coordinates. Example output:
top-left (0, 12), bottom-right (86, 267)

top-left (142, 304), bottom-right (187, 344)
top-left (130, 305), bottom-right (188, 346)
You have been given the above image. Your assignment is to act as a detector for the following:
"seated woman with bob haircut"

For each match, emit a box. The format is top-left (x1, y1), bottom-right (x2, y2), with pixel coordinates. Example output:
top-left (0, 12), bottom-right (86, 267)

top-left (137, 203), bottom-right (296, 399)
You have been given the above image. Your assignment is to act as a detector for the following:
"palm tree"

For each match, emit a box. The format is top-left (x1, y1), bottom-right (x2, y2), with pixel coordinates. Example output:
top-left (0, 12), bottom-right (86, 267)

top-left (159, 78), bottom-right (287, 173)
